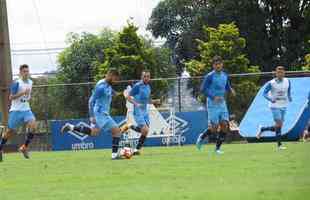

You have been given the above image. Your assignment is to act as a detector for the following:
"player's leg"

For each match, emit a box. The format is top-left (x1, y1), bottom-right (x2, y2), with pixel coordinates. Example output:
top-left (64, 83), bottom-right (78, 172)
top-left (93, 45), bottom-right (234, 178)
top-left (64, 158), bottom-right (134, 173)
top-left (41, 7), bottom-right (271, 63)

top-left (275, 108), bottom-right (286, 150)
top-left (133, 114), bottom-right (150, 155)
top-left (61, 121), bottom-right (100, 136)
top-left (18, 111), bottom-right (37, 159)
top-left (215, 109), bottom-right (230, 154)
top-left (256, 108), bottom-right (278, 139)
top-left (0, 111), bottom-right (22, 162)
top-left (196, 106), bottom-right (218, 151)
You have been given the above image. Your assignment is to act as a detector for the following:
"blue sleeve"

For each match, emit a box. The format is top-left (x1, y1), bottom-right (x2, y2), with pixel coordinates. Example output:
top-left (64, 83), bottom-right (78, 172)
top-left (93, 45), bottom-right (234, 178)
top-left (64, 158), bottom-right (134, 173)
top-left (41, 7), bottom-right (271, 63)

top-left (200, 74), bottom-right (214, 99)
top-left (263, 82), bottom-right (273, 102)
top-left (88, 93), bottom-right (95, 117)
top-left (288, 80), bottom-right (292, 101)
top-left (93, 84), bottom-right (106, 98)
top-left (10, 81), bottom-right (19, 95)
top-left (129, 83), bottom-right (139, 96)
top-left (225, 75), bottom-right (232, 92)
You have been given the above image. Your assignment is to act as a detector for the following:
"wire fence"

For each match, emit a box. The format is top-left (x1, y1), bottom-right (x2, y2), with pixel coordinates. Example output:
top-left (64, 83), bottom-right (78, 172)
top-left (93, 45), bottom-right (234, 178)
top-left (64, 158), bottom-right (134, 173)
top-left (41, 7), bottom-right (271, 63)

top-left (4, 71), bottom-right (310, 150)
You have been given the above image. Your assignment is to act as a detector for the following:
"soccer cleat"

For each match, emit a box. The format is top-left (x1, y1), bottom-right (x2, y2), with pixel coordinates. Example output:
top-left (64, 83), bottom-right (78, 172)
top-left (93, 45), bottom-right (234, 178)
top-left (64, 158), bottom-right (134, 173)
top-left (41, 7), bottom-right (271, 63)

top-left (278, 145), bottom-right (287, 150)
top-left (215, 149), bottom-right (224, 155)
top-left (133, 148), bottom-right (141, 156)
top-left (196, 133), bottom-right (206, 151)
top-left (111, 152), bottom-right (123, 160)
top-left (19, 144), bottom-right (30, 159)
top-left (61, 123), bottom-right (74, 134)
top-left (256, 125), bottom-right (263, 139)
top-left (0, 150), bottom-right (3, 162)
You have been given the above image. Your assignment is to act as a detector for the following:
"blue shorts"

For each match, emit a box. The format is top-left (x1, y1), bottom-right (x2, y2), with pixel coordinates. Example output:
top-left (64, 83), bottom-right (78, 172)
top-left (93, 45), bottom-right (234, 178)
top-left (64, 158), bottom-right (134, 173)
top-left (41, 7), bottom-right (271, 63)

top-left (8, 110), bottom-right (35, 130)
top-left (133, 108), bottom-right (150, 128)
top-left (271, 107), bottom-right (286, 122)
top-left (208, 105), bottom-right (229, 125)
top-left (94, 112), bottom-right (118, 131)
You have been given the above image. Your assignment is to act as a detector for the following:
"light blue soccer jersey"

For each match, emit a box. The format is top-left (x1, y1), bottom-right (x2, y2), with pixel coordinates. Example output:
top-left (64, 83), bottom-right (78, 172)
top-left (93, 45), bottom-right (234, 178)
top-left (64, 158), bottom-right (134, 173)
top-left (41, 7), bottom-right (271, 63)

top-left (200, 70), bottom-right (232, 108)
top-left (129, 81), bottom-right (151, 112)
top-left (89, 79), bottom-right (113, 116)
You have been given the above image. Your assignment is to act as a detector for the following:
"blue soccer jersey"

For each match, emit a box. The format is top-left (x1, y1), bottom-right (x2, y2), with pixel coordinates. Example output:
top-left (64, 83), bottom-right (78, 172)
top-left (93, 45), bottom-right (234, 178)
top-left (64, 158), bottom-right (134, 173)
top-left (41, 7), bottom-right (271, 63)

top-left (89, 80), bottom-right (113, 116)
top-left (129, 81), bottom-right (151, 111)
top-left (200, 70), bottom-right (232, 107)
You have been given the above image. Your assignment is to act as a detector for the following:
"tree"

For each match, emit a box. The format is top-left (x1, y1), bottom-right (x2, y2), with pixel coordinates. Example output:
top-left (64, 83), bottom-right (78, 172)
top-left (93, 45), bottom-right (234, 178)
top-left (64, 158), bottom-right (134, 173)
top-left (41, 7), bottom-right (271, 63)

top-left (186, 23), bottom-right (260, 120)
top-left (97, 22), bottom-right (174, 115)
top-left (148, 0), bottom-right (310, 71)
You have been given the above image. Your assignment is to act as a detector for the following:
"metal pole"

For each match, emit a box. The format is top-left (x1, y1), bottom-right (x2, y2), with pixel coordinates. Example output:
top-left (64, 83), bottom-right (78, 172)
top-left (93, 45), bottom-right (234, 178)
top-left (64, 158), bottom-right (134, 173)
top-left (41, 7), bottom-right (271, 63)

top-left (0, 0), bottom-right (12, 125)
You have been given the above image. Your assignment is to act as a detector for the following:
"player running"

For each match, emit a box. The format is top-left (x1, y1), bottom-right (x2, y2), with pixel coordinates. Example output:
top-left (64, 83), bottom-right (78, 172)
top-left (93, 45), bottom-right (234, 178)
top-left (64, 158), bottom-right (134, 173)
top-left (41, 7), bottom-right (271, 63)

top-left (256, 66), bottom-right (292, 150)
top-left (61, 69), bottom-right (129, 160)
top-left (196, 56), bottom-right (236, 154)
top-left (126, 70), bottom-right (159, 155)
top-left (0, 64), bottom-right (37, 162)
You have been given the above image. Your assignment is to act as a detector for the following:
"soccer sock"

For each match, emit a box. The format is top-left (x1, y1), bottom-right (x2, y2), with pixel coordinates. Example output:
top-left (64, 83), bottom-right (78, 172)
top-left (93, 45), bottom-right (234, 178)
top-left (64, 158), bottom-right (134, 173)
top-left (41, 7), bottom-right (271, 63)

top-left (24, 132), bottom-right (34, 147)
top-left (136, 135), bottom-right (146, 150)
top-left (112, 137), bottom-right (120, 153)
top-left (74, 124), bottom-right (92, 135)
top-left (275, 127), bottom-right (282, 147)
top-left (130, 125), bottom-right (141, 133)
top-left (261, 126), bottom-right (276, 132)
top-left (201, 129), bottom-right (212, 140)
top-left (0, 138), bottom-right (8, 151)
top-left (215, 131), bottom-right (226, 150)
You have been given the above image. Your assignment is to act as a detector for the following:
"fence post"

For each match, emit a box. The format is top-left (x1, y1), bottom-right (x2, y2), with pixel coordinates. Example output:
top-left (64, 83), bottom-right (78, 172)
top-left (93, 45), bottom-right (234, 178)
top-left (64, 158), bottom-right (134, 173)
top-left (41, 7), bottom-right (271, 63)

top-left (178, 77), bottom-right (182, 112)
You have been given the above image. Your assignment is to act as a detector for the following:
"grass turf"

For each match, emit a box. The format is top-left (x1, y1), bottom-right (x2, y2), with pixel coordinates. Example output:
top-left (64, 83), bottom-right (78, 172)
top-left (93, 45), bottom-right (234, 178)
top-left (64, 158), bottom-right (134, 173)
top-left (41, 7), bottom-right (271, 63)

top-left (0, 142), bottom-right (309, 200)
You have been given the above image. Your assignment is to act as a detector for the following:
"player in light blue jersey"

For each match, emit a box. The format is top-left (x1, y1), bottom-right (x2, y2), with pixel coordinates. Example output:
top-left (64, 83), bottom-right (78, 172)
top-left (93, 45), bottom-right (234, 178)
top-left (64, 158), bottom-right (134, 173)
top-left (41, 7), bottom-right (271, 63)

top-left (61, 69), bottom-right (129, 160)
top-left (256, 66), bottom-right (292, 150)
top-left (196, 56), bottom-right (236, 154)
top-left (126, 70), bottom-right (159, 155)
top-left (0, 64), bottom-right (37, 162)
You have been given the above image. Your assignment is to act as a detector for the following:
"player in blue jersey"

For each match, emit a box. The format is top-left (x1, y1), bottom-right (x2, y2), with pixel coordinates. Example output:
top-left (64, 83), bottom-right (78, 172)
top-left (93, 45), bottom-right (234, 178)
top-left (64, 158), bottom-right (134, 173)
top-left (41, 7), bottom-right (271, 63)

top-left (0, 64), bottom-right (37, 162)
top-left (256, 66), bottom-right (292, 150)
top-left (61, 69), bottom-right (129, 160)
top-left (196, 56), bottom-right (236, 154)
top-left (126, 70), bottom-right (159, 155)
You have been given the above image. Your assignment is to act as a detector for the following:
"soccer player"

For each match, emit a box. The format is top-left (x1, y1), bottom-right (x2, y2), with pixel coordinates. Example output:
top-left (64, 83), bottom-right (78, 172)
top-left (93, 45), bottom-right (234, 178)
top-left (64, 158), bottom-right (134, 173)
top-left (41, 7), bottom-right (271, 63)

top-left (196, 56), bottom-right (236, 154)
top-left (0, 64), bottom-right (37, 162)
top-left (61, 69), bottom-right (129, 160)
top-left (256, 66), bottom-right (292, 150)
top-left (126, 70), bottom-right (158, 155)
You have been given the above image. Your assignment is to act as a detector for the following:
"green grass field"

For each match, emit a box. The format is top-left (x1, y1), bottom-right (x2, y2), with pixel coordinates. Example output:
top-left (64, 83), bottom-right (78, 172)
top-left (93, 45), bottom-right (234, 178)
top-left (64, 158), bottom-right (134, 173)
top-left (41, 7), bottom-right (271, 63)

top-left (0, 142), bottom-right (309, 200)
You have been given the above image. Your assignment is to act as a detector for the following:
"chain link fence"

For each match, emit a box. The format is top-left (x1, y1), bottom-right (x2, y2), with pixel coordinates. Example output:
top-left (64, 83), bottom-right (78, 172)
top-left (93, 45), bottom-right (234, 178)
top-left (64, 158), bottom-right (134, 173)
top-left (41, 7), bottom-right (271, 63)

top-left (4, 71), bottom-right (310, 151)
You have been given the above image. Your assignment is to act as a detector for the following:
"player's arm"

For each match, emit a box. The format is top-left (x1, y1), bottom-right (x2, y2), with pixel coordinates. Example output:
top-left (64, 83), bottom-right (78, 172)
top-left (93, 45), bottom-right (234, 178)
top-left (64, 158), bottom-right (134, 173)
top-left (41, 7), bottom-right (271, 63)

top-left (88, 93), bottom-right (95, 118)
top-left (200, 75), bottom-right (215, 99)
top-left (288, 80), bottom-right (292, 102)
top-left (9, 82), bottom-right (29, 100)
top-left (126, 84), bottom-right (140, 107)
top-left (225, 75), bottom-right (236, 96)
top-left (263, 82), bottom-right (274, 102)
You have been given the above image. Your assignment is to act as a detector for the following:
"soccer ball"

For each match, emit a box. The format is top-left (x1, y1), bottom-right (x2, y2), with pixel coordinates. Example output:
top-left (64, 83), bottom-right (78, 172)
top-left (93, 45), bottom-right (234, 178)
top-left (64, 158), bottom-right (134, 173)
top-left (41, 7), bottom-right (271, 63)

top-left (121, 147), bottom-right (133, 159)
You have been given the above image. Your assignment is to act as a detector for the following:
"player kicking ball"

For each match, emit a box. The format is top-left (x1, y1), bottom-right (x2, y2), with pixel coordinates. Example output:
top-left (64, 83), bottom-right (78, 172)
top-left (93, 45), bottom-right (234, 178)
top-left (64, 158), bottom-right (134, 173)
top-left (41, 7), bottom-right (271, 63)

top-left (196, 56), bottom-right (236, 154)
top-left (61, 69), bottom-right (130, 160)
top-left (0, 64), bottom-right (37, 162)
top-left (256, 66), bottom-right (292, 150)
top-left (125, 70), bottom-right (159, 156)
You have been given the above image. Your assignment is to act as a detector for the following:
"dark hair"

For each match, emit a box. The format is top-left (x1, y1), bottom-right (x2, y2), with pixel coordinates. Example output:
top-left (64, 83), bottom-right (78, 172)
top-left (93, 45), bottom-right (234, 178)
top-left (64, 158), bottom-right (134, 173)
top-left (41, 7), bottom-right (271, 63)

top-left (276, 66), bottom-right (285, 70)
top-left (19, 64), bottom-right (29, 71)
top-left (107, 68), bottom-right (120, 76)
top-left (212, 56), bottom-right (223, 64)
top-left (142, 69), bottom-right (151, 74)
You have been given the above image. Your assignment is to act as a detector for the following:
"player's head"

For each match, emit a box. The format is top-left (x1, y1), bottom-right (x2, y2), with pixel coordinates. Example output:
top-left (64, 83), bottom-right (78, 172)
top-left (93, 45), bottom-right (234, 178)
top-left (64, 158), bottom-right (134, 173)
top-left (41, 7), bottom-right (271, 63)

top-left (19, 64), bottom-right (30, 80)
top-left (275, 66), bottom-right (285, 80)
top-left (106, 68), bottom-right (120, 84)
top-left (212, 56), bottom-right (223, 72)
top-left (141, 70), bottom-right (151, 84)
